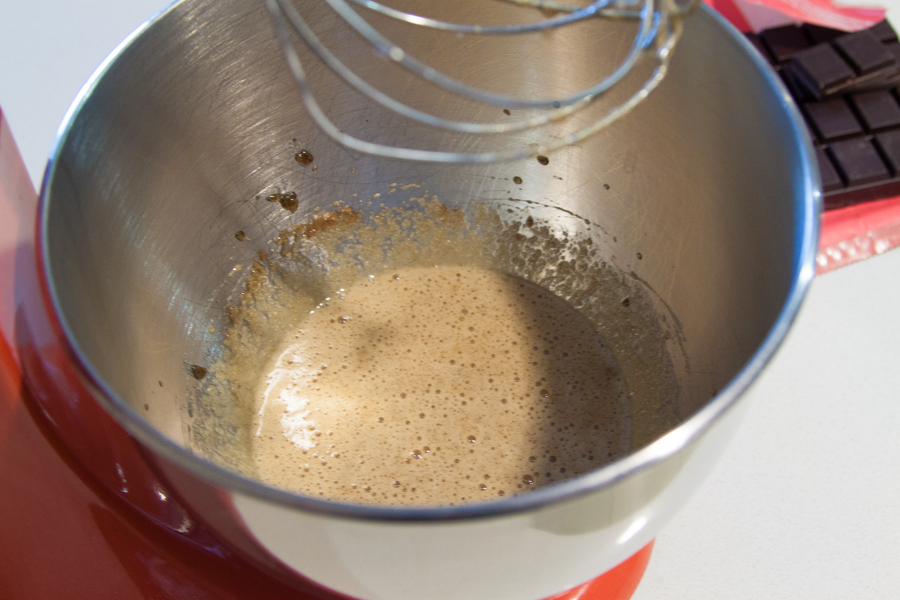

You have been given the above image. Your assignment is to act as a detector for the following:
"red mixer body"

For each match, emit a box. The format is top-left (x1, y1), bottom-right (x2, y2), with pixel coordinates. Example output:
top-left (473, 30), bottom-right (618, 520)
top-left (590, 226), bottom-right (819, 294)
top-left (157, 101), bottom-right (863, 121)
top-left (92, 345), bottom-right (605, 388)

top-left (0, 107), bottom-right (651, 600)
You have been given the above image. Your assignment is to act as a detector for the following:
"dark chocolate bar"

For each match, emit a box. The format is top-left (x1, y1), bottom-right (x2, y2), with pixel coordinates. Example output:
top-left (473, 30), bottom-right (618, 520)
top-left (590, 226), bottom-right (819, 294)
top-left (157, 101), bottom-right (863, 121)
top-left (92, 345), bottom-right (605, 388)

top-left (749, 18), bottom-right (900, 210)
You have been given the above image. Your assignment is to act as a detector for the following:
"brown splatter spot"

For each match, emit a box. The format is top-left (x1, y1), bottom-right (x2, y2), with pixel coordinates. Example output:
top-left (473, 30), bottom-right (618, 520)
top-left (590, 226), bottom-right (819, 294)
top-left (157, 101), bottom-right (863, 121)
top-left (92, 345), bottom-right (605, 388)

top-left (266, 191), bottom-right (299, 213)
top-left (536, 155), bottom-right (549, 165)
top-left (190, 365), bottom-right (207, 380)
top-left (294, 149), bottom-right (314, 165)
top-left (279, 192), bottom-right (298, 213)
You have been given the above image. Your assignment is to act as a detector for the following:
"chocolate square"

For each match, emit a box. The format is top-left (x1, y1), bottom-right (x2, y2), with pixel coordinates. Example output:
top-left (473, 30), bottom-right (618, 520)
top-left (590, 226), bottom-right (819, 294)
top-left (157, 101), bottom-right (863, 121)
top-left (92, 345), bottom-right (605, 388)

top-left (833, 30), bottom-right (894, 75)
top-left (803, 98), bottom-right (864, 141)
top-left (828, 138), bottom-right (891, 186)
top-left (816, 145), bottom-right (845, 192)
top-left (790, 44), bottom-right (856, 98)
top-left (803, 24), bottom-right (845, 45)
top-left (874, 129), bottom-right (900, 174)
top-left (850, 90), bottom-right (900, 131)
top-left (869, 19), bottom-right (899, 44)
top-left (761, 25), bottom-right (811, 63)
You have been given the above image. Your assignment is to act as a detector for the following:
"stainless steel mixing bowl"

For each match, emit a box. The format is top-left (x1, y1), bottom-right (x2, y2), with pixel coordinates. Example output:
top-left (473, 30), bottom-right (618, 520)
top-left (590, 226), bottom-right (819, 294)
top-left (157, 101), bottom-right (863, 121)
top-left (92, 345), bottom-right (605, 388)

top-left (36, 1), bottom-right (818, 599)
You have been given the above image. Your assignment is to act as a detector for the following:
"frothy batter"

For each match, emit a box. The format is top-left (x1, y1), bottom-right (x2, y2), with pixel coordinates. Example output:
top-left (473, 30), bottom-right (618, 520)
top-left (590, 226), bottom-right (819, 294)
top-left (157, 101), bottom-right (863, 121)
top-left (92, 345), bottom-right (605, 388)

top-left (252, 265), bottom-right (630, 505)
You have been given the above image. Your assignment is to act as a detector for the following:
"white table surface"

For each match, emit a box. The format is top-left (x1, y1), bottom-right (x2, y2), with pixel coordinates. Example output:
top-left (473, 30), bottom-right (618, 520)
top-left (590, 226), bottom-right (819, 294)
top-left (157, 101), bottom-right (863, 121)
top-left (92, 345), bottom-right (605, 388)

top-left (2, 2), bottom-right (898, 599)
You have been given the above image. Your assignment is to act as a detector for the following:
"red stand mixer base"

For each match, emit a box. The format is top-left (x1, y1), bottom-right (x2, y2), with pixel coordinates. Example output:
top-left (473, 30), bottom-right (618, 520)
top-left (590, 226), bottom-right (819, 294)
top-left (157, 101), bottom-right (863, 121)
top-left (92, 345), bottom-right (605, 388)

top-left (547, 543), bottom-right (653, 600)
top-left (0, 333), bottom-right (652, 599)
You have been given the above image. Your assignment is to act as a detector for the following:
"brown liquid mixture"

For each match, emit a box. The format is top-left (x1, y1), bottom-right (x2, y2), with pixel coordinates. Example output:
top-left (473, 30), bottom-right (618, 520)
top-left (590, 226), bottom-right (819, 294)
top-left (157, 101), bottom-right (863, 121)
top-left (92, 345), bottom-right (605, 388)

top-left (252, 265), bottom-right (629, 505)
top-left (196, 199), bottom-right (681, 507)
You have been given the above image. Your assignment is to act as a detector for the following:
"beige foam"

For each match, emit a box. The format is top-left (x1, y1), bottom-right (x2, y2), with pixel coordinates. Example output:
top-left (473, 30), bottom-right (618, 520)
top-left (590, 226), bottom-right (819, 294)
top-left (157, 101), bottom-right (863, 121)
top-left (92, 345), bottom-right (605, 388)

top-left (251, 265), bottom-right (630, 506)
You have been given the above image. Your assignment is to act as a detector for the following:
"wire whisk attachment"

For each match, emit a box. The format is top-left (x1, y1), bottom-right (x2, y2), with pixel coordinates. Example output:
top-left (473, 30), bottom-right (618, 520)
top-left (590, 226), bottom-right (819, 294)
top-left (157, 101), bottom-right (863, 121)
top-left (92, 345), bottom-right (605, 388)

top-left (266, 0), bottom-right (698, 163)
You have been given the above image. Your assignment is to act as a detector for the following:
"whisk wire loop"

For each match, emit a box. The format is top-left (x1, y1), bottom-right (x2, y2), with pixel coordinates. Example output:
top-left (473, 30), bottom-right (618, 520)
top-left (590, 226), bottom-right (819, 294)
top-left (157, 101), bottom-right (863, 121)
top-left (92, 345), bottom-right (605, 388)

top-left (267, 0), bottom-right (695, 163)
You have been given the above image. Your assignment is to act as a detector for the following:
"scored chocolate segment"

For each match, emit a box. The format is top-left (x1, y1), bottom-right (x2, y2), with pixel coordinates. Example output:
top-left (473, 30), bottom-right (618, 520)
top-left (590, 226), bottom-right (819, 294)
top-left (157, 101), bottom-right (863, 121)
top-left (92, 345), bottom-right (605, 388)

top-left (791, 44), bottom-right (856, 99)
top-left (760, 24), bottom-right (811, 63)
top-left (870, 19), bottom-right (899, 44)
top-left (816, 146), bottom-right (845, 192)
top-left (833, 30), bottom-right (895, 75)
top-left (803, 24), bottom-right (845, 45)
top-left (804, 98), bottom-right (864, 141)
top-left (850, 90), bottom-right (900, 131)
top-left (828, 138), bottom-right (891, 186)
top-left (874, 129), bottom-right (900, 174)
